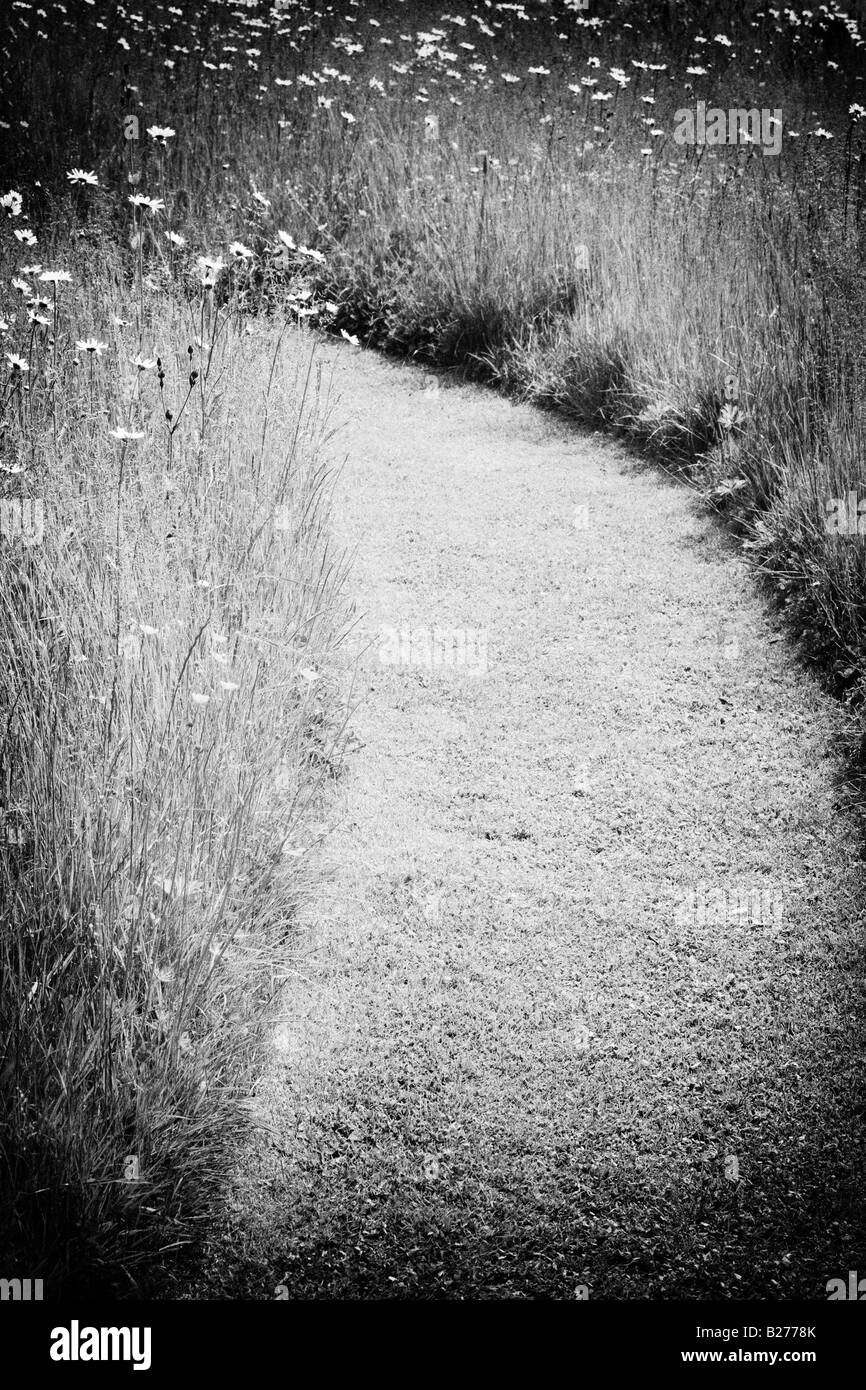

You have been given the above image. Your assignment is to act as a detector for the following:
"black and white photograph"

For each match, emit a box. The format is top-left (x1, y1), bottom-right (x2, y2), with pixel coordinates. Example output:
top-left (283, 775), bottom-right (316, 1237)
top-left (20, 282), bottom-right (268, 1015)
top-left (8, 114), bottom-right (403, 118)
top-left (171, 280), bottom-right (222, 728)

top-left (1, 0), bottom-right (865, 1364)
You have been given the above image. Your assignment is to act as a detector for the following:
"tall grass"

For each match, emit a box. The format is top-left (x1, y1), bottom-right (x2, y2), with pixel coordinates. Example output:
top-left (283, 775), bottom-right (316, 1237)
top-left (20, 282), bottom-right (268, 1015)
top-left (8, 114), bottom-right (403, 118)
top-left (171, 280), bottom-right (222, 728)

top-left (0, 221), bottom-right (352, 1290)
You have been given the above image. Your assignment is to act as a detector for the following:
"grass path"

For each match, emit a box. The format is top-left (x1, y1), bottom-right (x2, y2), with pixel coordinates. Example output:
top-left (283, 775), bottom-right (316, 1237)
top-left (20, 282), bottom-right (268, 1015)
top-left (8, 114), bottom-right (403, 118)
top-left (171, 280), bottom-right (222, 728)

top-left (195, 337), bottom-right (866, 1300)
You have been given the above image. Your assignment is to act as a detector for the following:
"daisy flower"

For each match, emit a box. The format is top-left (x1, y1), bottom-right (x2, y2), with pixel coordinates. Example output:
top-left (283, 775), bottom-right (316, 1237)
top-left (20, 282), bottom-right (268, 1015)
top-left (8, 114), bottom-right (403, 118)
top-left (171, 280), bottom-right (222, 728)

top-left (109, 426), bottom-right (145, 440)
top-left (14, 229), bottom-right (37, 246)
top-left (229, 240), bottom-right (254, 259)
top-left (165, 230), bottom-right (186, 247)
top-left (38, 269), bottom-right (72, 284)
top-left (67, 168), bottom-right (98, 185)
top-left (128, 194), bottom-right (165, 213)
top-left (76, 338), bottom-right (107, 355)
top-left (197, 255), bottom-right (225, 287)
top-left (5, 352), bottom-right (28, 372)
top-left (146, 125), bottom-right (176, 142)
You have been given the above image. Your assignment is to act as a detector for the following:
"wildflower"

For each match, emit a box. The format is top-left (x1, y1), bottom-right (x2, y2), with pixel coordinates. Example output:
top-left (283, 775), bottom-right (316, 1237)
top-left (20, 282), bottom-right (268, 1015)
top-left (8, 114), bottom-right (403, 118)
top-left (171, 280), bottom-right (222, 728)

top-left (850, 104), bottom-right (866, 121)
top-left (128, 194), bottom-right (165, 213)
top-left (713, 34), bottom-right (732, 46)
top-left (146, 125), bottom-right (175, 142)
top-left (298, 244), bottom-right (325, 263)
top-left (113, 315), bottom-right (128, 326)
top-left (12, 278), bottom-right (31, 295)
top-left (190, 692), bottom-right (210, 705)
top-left (76, 338), bottom-right (107, 355)
top-left (229, 240), bottom-right (254, 259)
top-left (340, 328), bottom-right (359, 346)
top-left (20, 264), bottom-right (41, 274)
top-left (197, 255), bottom-right (225, 288)
top-left (67, 168), bottom-right (98, 185)
top-left (14, 229), bottom-right (37, 245)
top-left (252, 190), bottom-right (271, 208)
top-left (38, 269), bottom-right (72, 284)
top-left (130, 353), bottom-right (157, 369)
top-left (811, 127), bottom-right (834, 139)
top-left (341, 110), bottom-right (355, 123)
top-left (0, 191), bottom-right (22, 217)
top-left (5, 353), bottom-right (28, 372)
top-left (527, 66), bottom-right (550, 76)
top-left (109, 426), bottom-right (145, 440)
top-left (219, 680), bottom-right (240, 692)
top-left (165, 230), bottom-right (186, 247)
top-left (686, 66), bottom-right (708, 76)
top-left (277, 229), bottom-right (296, 249)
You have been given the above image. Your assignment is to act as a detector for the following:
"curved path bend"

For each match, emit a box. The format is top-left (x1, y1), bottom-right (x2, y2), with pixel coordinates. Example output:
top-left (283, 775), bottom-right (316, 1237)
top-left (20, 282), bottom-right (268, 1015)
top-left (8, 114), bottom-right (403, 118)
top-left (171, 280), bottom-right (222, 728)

top-left (201, 334), bottom-right (866, 1300)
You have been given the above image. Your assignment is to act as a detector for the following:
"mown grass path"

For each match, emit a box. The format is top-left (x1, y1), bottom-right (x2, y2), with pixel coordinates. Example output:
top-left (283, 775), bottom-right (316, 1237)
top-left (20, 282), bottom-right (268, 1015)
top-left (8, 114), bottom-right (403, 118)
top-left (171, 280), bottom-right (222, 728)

top-left (197, 336), bottom-right (866, 1300)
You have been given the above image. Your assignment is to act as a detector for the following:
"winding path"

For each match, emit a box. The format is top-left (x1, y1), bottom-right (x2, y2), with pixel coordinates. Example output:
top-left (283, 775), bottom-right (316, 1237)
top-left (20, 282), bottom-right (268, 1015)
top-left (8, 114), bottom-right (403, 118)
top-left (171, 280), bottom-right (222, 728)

top-left (201, 333), bottom-right (866, 1299)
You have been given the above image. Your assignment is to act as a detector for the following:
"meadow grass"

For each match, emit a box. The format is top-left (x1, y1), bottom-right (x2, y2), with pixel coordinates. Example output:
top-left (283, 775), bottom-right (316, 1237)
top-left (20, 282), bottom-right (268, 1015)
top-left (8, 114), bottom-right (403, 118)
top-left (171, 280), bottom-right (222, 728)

top-left (2, 0), bottom-right (866, 1288)
top-left (0, 223), bottom-right (352, 1289)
